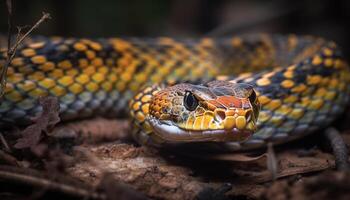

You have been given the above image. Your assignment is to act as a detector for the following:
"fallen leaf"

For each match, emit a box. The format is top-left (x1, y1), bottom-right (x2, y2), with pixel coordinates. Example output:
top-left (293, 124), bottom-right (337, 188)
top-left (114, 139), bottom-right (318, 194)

top-left (14, 96), bottom-right (60, 149)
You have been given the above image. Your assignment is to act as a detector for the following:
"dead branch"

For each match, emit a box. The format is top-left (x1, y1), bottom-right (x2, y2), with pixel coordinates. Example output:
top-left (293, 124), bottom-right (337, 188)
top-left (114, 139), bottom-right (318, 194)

top-left (324, 127), bottom-right (349, 171)
top-left (0, 165), bottom-right (105, 199)
top-left (267, 142), bottom-right (278, 180)
top-left (0, 132), bottom-right (11, 152)
top-left (0, 0), bottom-right (51, 96)
top-left (0, 150), bottom-right (20, 166)
top-left (6, 0), bottom-right (12, 52)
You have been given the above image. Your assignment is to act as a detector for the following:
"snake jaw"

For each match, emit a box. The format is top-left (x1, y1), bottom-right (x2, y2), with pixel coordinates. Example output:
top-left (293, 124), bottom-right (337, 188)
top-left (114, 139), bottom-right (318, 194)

top-left (147, 81), bottom-right (260, 143)
top-left (147, 116), bottom-right (254, 142)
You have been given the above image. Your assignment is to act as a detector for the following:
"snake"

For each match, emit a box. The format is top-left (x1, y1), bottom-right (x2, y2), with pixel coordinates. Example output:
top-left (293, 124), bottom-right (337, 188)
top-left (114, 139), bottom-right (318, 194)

top-left (0, 34), bottom-right (349, 150)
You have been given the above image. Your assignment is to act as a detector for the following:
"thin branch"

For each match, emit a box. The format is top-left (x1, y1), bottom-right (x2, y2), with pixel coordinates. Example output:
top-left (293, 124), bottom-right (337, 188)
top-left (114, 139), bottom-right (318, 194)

top-left (0, 150), bottom-right (20, 166)
top-left (14, 25), bottom-right (31, 43)
top-left (0, 10), bottom-right (51, 97)
top-left (0, 165), bottom-right (105, 199)
top-left (6, 0), bottom-right (12, 53)
top-left (324, 127), bottom-right (349, 171)
top-left (8, 12), bottom-right (51, 57)
top-left (0, 132), bottom-right (11, 152)
top-left (267, 142), bottom-right (278, 180)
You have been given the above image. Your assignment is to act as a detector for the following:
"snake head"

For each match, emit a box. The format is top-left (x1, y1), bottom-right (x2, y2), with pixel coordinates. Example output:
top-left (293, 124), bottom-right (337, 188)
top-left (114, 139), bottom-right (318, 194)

top-left (148, 80), bottom-right (260, 142)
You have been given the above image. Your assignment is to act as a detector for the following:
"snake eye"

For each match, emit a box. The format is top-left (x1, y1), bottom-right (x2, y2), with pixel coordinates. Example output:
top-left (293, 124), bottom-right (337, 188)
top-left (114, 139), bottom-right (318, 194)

top-left (184, 91), bottom-right (199, 111)
top-left (248, 90), bottom-right (257, 103)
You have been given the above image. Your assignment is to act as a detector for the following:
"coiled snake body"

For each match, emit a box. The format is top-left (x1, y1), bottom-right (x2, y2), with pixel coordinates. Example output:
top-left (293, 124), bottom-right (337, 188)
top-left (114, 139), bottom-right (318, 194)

top-left (0, 34), bottom-right (349, 150)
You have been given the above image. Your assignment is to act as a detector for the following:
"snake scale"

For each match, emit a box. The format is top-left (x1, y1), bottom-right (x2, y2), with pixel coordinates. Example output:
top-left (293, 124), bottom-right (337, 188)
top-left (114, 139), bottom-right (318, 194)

top-left (0, 34), bottom-right (349, 150)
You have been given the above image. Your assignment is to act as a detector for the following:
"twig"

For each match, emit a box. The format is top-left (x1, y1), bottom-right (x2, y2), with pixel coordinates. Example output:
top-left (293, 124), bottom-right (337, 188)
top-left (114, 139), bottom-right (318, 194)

top-left (0, 132), bottom-right (11, 152)
top-left (6, 0), bottom-right (12, 52)
top-left (0, 149), bottom-right (20, 166)
top-left (0, 6), bottom-right (51, 96)
top-left (267, 142), bottom-right (278, 180)
top-left (14, 25), bottom-right (31, 44)
top-left (324, 127), bottom-right (349, 171)
top-left (8, 12), bottom-right (51, 58)
top-left (0, 165), bottom-right (105, 199)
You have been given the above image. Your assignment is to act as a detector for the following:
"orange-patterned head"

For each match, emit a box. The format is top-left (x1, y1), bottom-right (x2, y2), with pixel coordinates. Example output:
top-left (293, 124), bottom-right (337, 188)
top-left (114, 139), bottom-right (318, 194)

top-left (148, 80), bottom-right (260, 142)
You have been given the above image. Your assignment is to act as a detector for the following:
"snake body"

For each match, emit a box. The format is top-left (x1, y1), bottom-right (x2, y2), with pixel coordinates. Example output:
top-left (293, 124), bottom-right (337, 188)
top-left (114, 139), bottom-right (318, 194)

top-left (0, 34), bottom-right (349, 150)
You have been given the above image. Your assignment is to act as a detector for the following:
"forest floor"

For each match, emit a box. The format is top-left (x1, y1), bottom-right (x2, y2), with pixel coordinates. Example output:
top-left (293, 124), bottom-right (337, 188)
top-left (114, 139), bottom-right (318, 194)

top-left (0, 97), bottom-right (350, 200)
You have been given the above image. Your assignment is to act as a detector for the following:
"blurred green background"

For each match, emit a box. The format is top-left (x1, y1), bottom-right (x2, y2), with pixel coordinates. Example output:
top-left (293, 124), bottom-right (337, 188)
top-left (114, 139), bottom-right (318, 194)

top-left (0, 0), bottom-right (349, 55)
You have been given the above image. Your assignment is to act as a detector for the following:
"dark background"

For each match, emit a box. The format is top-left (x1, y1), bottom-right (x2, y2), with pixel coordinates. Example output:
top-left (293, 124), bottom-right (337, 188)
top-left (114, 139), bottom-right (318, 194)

top-left (0, 0), bottom-right (349, 56)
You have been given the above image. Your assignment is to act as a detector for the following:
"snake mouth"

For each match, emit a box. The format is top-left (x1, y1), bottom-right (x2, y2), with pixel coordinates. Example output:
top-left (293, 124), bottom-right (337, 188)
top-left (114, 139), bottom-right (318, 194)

top-left (148, 117), bottom-right (254, 143)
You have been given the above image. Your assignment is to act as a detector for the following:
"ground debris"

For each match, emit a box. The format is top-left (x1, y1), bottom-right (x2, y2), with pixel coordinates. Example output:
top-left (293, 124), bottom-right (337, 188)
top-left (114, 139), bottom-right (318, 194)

top-left (1, 114), bottom-right (349, 199)
top-left (263, 171), bottom-right (350, 200)
top-left (14, 97), bottom-right (60, 150)
top-left (97, 173), bottom-right (148, 200)
top-left (66, 136), bottom-right (338, 200)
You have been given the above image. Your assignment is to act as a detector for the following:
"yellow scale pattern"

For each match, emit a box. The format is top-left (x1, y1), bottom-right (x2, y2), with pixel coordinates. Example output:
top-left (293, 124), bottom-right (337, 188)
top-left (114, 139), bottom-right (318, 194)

top-left (0, 36), bottom-right (220, 124)
top-left (0, 34), bottom-right (349, 149)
